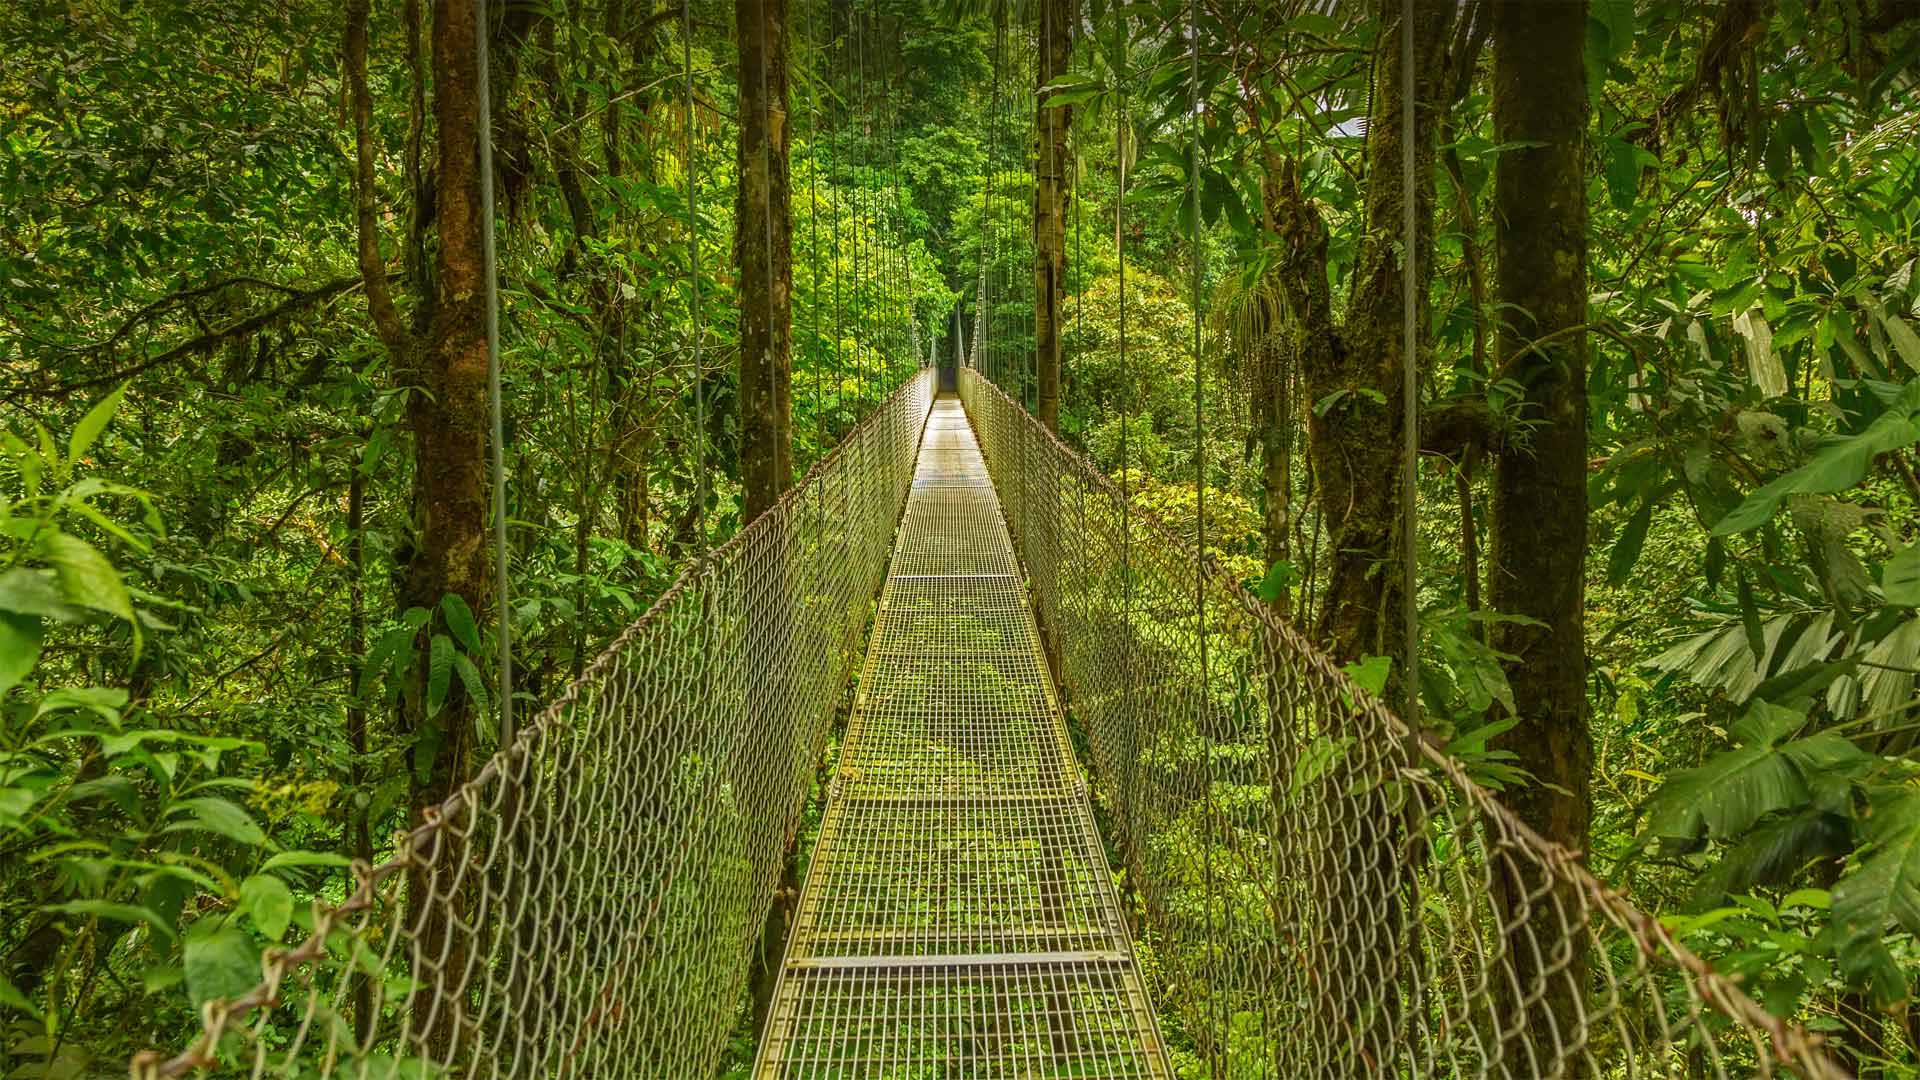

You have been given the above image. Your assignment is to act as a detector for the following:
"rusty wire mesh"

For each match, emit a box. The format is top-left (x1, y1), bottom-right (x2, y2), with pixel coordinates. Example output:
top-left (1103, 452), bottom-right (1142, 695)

top-left (133, 372), bottom-right (934, 1079)
top-left (958, 369), bottom-right (1848, 1080)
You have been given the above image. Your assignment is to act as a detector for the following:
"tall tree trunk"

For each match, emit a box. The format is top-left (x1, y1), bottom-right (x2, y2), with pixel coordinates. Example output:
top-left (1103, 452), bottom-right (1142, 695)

top-left (1032, 0), bottom-right (1073, 431)
top-left (737, 0), bottom-right (793, 521)
top-left (1489, 0), bottom-right (1593, 1067)
top-left (737, 0), bottom-right (799, 1037)
top-left (349, 0), bottom-right (492, 1057)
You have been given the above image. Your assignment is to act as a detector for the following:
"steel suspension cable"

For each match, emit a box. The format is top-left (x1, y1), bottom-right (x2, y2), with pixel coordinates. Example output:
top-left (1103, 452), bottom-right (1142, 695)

top-left (1398, 0), bottom-right (1420, 722)
top-left (830, 13), bottom-right (846, 429)
top-left (805, 0), bottom-right (824, 446)
top-left (684, 0), bottom-right (707, 550)
top-left (475, 0), bottom-right (514, 746)
top-left (1112, 0), bottom-right (1140, 852)
top-left (853, 7), bottom-right (869, 408)
top-left (1183, 0), bottom-right (1220, 1064)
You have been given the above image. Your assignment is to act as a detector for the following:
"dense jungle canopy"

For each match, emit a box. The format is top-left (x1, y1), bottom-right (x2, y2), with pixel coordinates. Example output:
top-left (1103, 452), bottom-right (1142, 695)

top-left (4, 0), bottom-right (1920, 1074)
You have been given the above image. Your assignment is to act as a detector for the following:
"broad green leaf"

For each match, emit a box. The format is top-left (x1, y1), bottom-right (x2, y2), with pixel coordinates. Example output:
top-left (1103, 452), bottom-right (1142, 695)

top-left (67, 383), bottom-right (127, 466)
top-left (0, 568), bottom-right (81, 621)
top-left (1342, 655), bottom-right (1392, 698)
top-left (0, 611), bottom-right (42, 696)
top-left (1590, 0), bottom-right (1633, 59)
top-left (1254, 560), bottom-right (1296, 604)
top-left (0, 971), bottom-right (40, 1019)
top-left (165, 796), bottom-right (268, 847)
top-left (1714, 408), bottom-right (1920, 534)
top-left (1885, 543), bottom-right (1920, 605)
top-left (34, 686), bottom-right (128, 725)
top-left (36, 532), bottom-right (133, 622)
top-left (1605, 140), bottom-right (1639, 212)
top-left (261, 850), bottom-right (354, 872)
top-left (1642, 702), bottom-right (1842, 843)
top-left (184, 926), bottom-right (260, 1008)
top-left (454, 653), bottom-right (489, 720)
top-left (440, 593), bottom-right (481, 653)
top-left (43, 899), bottom-right (175, 939)
top-left (426, 634), bottom-right (454, 718)
top-left (1607, 498), bottom-right (1654, 585)
top-left (1886, 314), bottom-right (1920, 373)
top-left (239, 874), bottom-right (294, 940)
top-left (1738, 571), bottom-right (1765, 661)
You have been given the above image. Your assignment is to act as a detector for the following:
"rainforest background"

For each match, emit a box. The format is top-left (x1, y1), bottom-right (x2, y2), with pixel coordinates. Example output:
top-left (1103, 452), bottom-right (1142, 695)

top-left (3, 0), bottom-right (1920, 1074)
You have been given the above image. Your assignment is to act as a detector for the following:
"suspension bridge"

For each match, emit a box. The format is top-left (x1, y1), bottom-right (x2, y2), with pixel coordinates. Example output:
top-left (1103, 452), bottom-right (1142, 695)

top-left (131, 368), bottom-right (1849, 1079)
top-left (120, 1), bottom-right (1856, 1072)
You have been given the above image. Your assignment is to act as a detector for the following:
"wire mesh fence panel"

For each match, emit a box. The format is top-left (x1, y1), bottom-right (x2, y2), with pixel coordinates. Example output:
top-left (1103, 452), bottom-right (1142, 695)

top-left (134, 373), bottom-right (935, 1079)
top-left (958, 369), bottom-right (1849, 1080)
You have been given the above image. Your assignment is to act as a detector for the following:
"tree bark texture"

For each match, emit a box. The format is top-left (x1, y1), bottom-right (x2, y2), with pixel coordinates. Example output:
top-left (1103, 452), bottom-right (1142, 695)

top-left (1032, 0), bottom-right (1074, 431)
top-left (348, 0), bottom-right (492, 1056)
top-left (1490, 0), bottom-right (1594, 1064)
top-left (737, 0), bottom-right (794, 522)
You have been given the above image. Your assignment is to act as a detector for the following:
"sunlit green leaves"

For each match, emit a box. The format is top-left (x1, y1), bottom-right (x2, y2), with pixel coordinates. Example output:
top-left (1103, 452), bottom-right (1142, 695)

top-left (183, 925), bottom-right (259, 1009)
top-left (239, 874), bottom-right (293, 940)
top-left (164, 797), bottom-right (268, 848)
top-left (0, 611), bottom-right (43, 697)
top-left (1713, 384), bottom-right (1920, 534)
top-left (1641, 701), bottom-right (1865, 846)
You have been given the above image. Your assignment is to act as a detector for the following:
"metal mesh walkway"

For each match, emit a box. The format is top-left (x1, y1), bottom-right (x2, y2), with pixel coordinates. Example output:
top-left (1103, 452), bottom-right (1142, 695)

top-left (754, 398), bottom-right (1169, 1078)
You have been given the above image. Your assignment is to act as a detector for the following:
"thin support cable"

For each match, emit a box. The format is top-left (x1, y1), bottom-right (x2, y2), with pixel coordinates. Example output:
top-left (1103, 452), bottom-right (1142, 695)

top-left (1112, 10), bottom-right (1137, 830)
top-left (755, 0), bottom-right (778, 492)
top-left (805, 0), bottom-right (823, 446)
top-left (1399, 0), bottom-right (1421, 723)
top-left (475, 0), bottom-right (513, 746)
top-left (1183, 0), bottom-right (1219, 1063)
top-left (685, 0), bottom-right (708, 549)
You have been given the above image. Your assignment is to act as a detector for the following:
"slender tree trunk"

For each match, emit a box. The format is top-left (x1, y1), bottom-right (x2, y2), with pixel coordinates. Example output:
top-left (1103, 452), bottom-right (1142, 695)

top-left (737, 0), bottom-right (799, 1037)
top-left (1489, 0), bottom-right (1593, 1068)
top-left (1032, 0), bottom-right (1073, 431)
top-left (737, 0), bottom-right (793, 521)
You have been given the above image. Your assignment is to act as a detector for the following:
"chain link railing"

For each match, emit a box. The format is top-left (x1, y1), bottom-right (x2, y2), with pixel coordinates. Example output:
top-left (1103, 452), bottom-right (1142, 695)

top-left (133, 371), bottom-right (934, 1079)
top-left (959, 368), bottom-right (1848, 1080)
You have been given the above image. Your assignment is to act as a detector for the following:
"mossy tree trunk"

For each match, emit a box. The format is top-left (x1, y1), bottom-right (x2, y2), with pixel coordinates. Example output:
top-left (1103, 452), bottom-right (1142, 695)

top-left (738, 0), bottom-right (794, 522)
top-left (1489, 0), bottom-right (1594, 1065)
top-left (347, 0), bottom-right (493, 1056)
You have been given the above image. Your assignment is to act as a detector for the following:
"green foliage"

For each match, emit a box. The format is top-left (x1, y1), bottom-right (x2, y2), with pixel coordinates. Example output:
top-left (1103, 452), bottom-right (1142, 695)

top-left (1, 395), bottom-right (344, 1062)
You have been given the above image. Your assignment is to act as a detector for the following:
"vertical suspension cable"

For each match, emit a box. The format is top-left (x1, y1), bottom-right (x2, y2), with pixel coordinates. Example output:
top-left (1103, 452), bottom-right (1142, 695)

top-left (853, 6), bottom-right (869, 408)
top-left (684, 0), bottom-right (708, 550)
top-left (1184, 0), bottom-right (1219, 1063)
top-left (1112, 0), bottom-right (1139, 888)
top-left (1398, 0), bottom-right (1420, 723)
top-left (831, 11), bottom-right (846, 429)
top-left (806, 0), bottom-right (824, 446)
top-left (475, 0), bottom-right (514, 746)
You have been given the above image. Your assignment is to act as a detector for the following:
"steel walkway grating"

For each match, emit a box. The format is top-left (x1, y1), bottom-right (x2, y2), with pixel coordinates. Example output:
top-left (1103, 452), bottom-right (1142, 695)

top-left (756, 397), bottom-right (1168, 1077)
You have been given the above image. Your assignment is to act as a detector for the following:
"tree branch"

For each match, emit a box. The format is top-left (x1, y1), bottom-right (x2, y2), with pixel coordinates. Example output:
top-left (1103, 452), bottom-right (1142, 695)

top-left (18, 276), bottom-right (368, 399)
top-left (348, 0), bottom-right (410, 355)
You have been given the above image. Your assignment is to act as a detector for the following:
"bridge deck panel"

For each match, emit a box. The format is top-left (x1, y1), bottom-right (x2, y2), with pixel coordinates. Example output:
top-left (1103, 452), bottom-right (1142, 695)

top-left (755, 398), bottom-right (1167, 1077)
